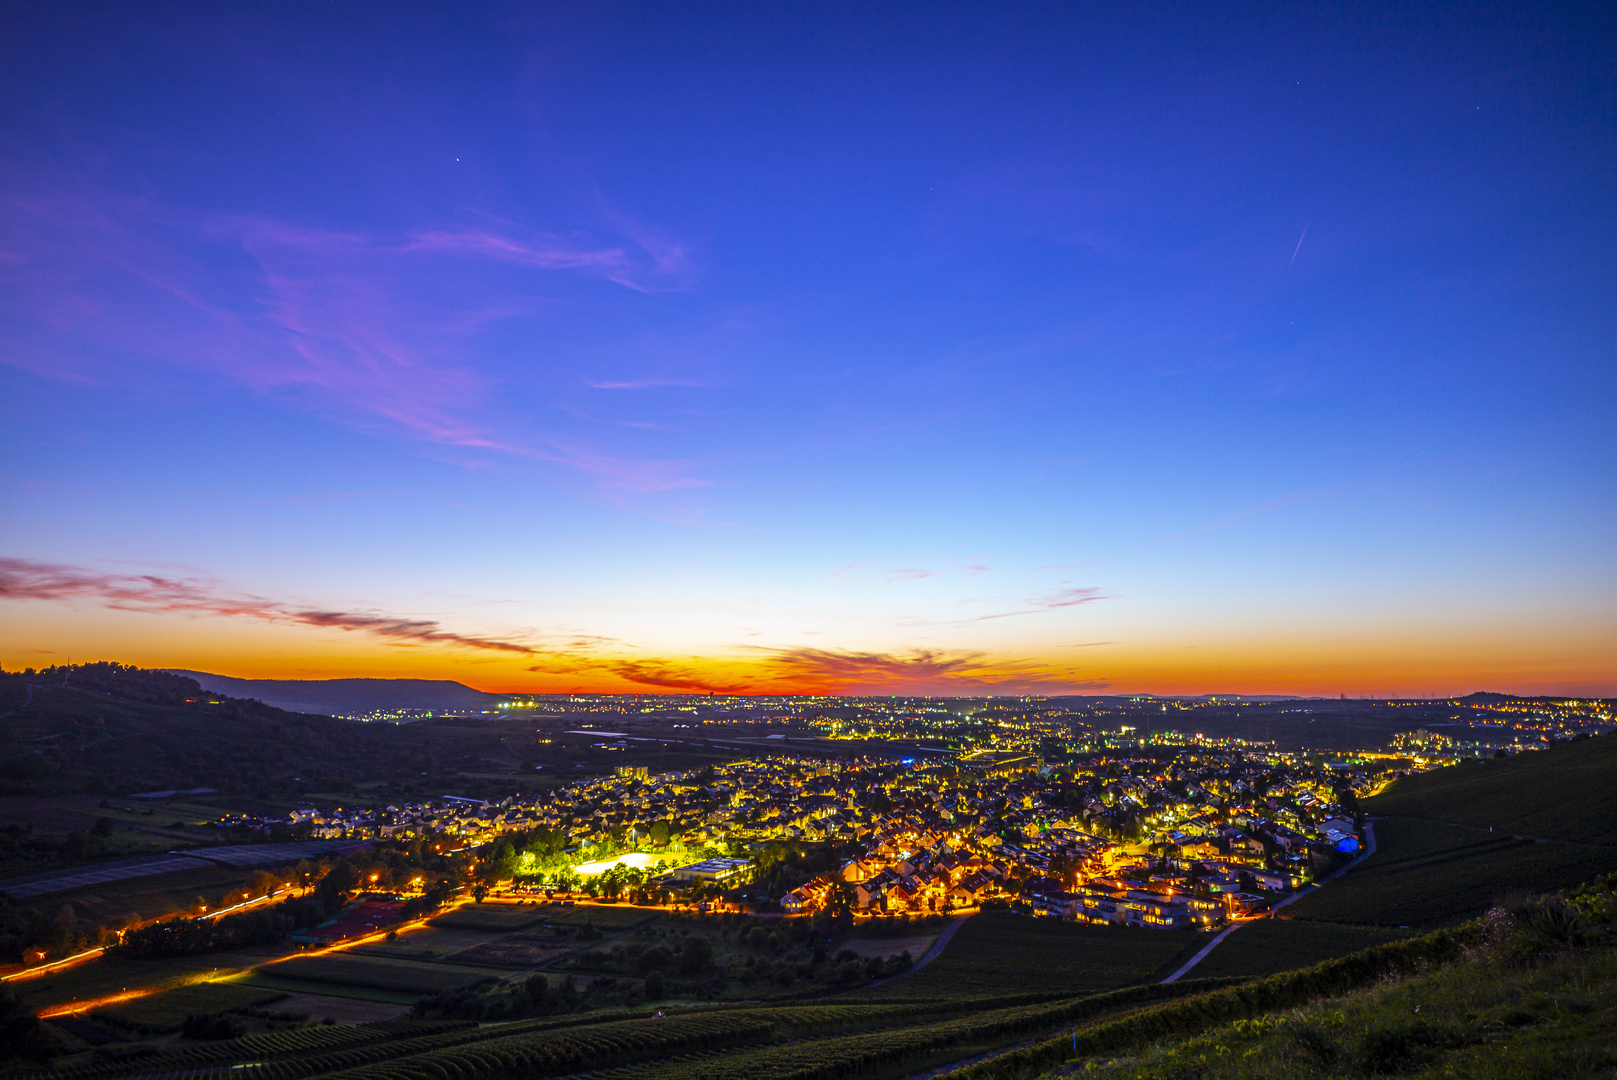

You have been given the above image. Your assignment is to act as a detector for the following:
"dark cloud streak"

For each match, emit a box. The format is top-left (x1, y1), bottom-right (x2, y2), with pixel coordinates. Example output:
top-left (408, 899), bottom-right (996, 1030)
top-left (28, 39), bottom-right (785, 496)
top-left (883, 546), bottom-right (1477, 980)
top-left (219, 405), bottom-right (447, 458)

top-left (0, 556), bottom-right (534, 654)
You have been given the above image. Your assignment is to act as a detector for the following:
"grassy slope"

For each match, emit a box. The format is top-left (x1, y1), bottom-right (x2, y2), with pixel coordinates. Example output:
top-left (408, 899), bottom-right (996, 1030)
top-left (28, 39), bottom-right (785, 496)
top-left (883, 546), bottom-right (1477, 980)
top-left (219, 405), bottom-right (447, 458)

top-left (1049, 948), bottom-right (1617, 1080)
top-left (1280, 734), bottom-right (1617, 929)
top-left (1187, 921), bottom-right (1411, 980)
top-left (1367, 732), bottom-right (1617, 841)
top-left (854, 912), bottom-right (1202, 1000)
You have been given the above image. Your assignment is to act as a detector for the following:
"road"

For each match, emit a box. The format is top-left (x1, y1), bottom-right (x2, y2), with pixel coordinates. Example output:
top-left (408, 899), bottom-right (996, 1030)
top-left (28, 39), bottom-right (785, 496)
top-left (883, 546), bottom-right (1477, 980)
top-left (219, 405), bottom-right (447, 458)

top-left (1160, 819), bottom-right (1378, 984)
top-left (855, 914), bottom-right (971, 991)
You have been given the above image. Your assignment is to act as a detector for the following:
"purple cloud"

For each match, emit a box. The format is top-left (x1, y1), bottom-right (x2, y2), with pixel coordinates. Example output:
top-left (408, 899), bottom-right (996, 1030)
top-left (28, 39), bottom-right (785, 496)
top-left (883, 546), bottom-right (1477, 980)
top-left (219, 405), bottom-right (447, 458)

top-left (0, 556), bottom-right (535, 653)
top-left (0, 171), bottom-right (701, 495)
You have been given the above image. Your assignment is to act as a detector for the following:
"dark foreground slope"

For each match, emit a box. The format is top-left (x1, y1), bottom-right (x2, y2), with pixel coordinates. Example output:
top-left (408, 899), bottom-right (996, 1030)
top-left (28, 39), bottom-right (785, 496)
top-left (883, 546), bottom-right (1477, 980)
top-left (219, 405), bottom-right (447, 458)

top-left (0, 663), bottom-right (511, 798)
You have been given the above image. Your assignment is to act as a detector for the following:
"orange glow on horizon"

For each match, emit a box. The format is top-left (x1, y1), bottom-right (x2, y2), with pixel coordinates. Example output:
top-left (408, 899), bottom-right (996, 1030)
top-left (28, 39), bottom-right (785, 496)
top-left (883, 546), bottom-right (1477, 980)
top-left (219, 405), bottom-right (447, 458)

top-left (4, 603), bottom-right (1613, 698)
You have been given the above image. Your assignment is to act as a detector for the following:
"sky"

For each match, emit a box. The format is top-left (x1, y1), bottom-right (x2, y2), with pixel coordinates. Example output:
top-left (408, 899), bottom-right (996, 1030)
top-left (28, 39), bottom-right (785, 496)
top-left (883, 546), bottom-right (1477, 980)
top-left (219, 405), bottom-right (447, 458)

top-left (1, 2), bottom-right (1613, 697)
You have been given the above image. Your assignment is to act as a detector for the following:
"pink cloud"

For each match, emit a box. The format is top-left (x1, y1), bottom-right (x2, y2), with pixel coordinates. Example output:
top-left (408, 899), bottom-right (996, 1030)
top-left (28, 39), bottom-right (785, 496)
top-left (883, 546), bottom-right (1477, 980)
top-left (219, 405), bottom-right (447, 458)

top-left (0, 556), bottom-right (535, 653)
top-left (972, 586), bottom-right (1111, 621)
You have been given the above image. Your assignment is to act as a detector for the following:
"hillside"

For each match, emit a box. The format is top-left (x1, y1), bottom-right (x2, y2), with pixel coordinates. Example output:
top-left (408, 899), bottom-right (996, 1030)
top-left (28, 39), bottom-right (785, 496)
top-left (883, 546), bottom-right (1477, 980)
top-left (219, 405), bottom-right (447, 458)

top-left (168, 672), bottom-right (505, 716)
top-left (1364, 731), bottom-right (1617, 842)
top-left (1282, 733), bottom-right (1617, 928)
top-left (0, 664), bottom-right (513, 799)
top-left (11, 883), bottom-right (1615, 1080)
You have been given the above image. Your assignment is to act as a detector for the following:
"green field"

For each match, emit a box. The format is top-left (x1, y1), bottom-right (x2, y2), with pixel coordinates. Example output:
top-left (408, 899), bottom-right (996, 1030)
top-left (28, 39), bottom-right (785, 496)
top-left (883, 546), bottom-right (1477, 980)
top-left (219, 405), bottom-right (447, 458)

top-left (540, 904), bottom-right (660, 929)
top-left (265, 954), bottom-right (496, 994)
top-left (1185, 919), bottom-right (1411, 980)
top-left (856, 913), bottom-right (1202, 1001)
top-left (1366, 733), bottom-right (1617, 842)
top-left (427, 905), bottom-right (547, 931)
top-left (1004, 943), bottom-right (1617, 1080)
top-left (93, 982), bottom-right (287, 1031)
top-left (13, 950), bottom-right (265, 1012)
top-left (1283, 816), bottom-right (1617, 927)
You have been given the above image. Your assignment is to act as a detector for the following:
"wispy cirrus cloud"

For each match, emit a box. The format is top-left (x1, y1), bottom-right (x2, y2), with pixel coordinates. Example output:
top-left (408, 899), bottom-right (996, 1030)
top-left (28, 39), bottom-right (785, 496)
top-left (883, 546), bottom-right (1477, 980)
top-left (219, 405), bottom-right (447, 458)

top-left (0, 556), bottom-right (535, 654)
top-left (585, 378), bottom-right (709, 390)
top-left (0, 169), bottom-right (702, 496)
top-left (969, 586), bottom-right (1111, 622)
top-left (831, 560), bottom-right (992, 585)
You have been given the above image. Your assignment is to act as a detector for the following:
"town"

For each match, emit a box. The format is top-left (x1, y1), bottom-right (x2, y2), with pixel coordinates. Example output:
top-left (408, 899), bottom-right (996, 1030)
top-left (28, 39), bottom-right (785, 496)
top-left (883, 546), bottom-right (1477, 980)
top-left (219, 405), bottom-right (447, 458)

top-left (202, 742), bottom-right (1372, 931)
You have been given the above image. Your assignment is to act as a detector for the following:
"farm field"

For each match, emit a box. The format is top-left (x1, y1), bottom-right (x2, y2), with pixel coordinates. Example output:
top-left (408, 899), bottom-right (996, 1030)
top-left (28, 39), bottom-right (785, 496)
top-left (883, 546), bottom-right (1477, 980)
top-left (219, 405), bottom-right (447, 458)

top-left (92, 982), bottom-right (288, 1032)
top-left (14, 942), bottom-right (290, 1012)
top-left (1282, 815), bottom-right (1617, 927)
top-left (427, 905), bottom-right (547, 932)
top-left (351, 926), bottom-right (503, 960)
top-left (264, 991), bottom-right (414, 1024)
top-left (263, 954), bottom-right (496, 994)
top-left (1184, 919), bottom-right (1412, 980)
top-left (22, 982), bottom-right (1224, 1080)
top-left (1364, 733), bottom-right (1617, 842)
top-left (539, 904), bottom-right (661, 929)
top-left (854, 912), bottom-right (1203, 1001)
top-left (448, 933), bottom-right (569, 968)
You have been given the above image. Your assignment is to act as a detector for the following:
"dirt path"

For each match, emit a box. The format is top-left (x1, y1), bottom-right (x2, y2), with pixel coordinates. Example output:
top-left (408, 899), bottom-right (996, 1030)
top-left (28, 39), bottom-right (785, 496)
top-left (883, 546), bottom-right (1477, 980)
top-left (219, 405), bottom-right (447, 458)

top-left (857, 914), bottom-right (971, 990)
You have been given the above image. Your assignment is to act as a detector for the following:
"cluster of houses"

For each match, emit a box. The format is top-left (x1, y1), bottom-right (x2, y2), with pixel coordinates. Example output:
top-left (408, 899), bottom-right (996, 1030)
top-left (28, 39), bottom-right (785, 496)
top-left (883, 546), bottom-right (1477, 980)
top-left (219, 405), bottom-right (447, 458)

top-left (212, 746), bottom-right (1368, 931)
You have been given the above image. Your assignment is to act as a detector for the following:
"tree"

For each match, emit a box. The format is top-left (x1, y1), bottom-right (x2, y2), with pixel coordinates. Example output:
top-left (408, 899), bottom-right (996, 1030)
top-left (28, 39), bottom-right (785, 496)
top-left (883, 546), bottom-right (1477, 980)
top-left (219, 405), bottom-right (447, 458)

top-left (679, 934), bottom-right (713, 975)
top-left (643, 969), bottom-right (665, 998)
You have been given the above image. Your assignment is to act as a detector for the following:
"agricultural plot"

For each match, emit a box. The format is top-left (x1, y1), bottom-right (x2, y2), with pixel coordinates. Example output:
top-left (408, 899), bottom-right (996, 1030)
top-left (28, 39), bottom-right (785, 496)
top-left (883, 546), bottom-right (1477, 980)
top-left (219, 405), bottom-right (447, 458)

top-left (266, 992), bottom-right (414, 1024)
top-left (22, 977), bottom-right (1228, 1080)
top-left (856, 912), bottom-right (1202, 1000)
top-left (541, 904), bottom-right (659, 929)
top-left (93, 982), bottom-right (287, 1032)
top-left (448, 932), bottom-right (569, 968)
top-left (1284, 816), bottom-right (1617, 927)
top-left (1184, 919), bottom-right (1411, 980)
top-left (1365, 734), bottom-right (1617, 842)
top-left (14, 950), bottom-right (257, 1012)
top-left (265, 955), bottom-right (495, 994)
top-left (426, 905), bottom-right (546, 932)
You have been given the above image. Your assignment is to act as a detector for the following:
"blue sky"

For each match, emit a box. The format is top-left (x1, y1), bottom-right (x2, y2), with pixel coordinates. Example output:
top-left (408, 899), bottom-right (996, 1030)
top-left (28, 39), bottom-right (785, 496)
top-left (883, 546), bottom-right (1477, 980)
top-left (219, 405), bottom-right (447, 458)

top-left (1, 2), bottom-right (1612, 695)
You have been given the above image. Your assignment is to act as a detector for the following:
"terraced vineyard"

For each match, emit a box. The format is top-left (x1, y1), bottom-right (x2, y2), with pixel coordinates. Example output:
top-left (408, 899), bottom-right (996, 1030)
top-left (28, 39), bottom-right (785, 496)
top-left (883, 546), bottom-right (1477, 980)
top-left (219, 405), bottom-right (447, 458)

top-left (21, 983), bottom-right (1232, 1080)
top-left (854, 911), bottom-right (1203, 999)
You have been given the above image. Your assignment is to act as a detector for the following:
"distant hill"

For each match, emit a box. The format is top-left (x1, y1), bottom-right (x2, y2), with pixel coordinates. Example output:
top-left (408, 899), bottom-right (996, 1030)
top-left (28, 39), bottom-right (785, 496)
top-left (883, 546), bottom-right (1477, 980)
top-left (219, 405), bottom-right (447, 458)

top-left (0, 663), bottom-right (516, 797)
top-left (167, 672), bottom-right (505, 715)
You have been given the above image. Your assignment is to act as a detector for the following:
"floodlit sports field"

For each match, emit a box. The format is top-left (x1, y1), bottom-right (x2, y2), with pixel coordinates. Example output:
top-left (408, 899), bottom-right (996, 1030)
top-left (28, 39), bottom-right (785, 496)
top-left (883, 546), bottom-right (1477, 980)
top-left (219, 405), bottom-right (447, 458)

top-left (574, 852), bottom-right (660, 876)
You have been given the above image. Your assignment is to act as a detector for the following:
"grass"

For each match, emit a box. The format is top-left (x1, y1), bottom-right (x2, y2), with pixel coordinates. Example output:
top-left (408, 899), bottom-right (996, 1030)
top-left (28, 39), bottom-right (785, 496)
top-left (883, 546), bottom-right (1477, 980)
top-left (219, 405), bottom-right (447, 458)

top-left (541, 904), bottom-right (661, 929)
top-left (1057, 947), bottom-right (1617, 1080)
top-left (92, 982), bottom-right (287, 1031)
top-left (12, 950), bottom-right (260, 1012)
top-left (855, 912), bottom-right (1203, 1001)
top-left (427, 905), bottom-right (546, 932)
top-left (1365, 732), bottom-right (1617, 843)
top-left (1186, 919), bottom-right (1412, 980)
top-left (264, 954), bottom-right (495, 994)
top-left (1283, 816), bottom-right (1617, 927)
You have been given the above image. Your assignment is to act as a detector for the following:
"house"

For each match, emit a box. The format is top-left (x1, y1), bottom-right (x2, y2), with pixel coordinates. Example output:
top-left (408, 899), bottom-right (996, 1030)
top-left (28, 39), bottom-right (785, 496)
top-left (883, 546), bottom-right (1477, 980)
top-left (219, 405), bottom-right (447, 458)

top-left (781, 875), bottom-right (838, 914)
